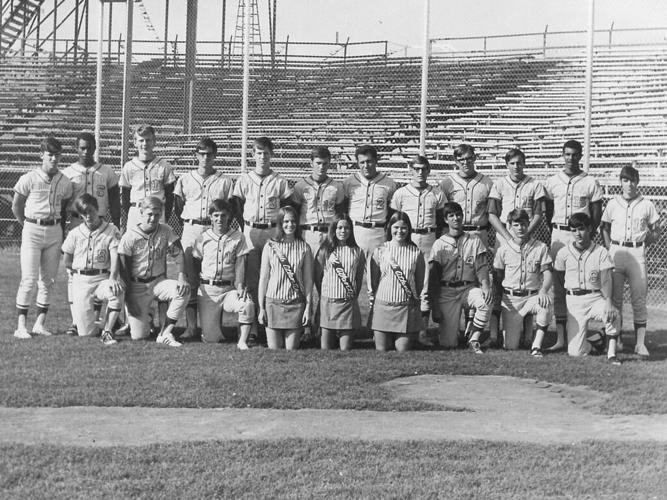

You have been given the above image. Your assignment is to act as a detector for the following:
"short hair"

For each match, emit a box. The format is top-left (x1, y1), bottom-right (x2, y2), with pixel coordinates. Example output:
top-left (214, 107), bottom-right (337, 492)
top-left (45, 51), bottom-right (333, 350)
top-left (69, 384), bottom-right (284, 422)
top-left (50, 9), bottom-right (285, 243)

top-left (504, 148), bottom-right (525, 164)
top-left (562, 139), bottom-right (583, 155)
top-left (134, 124), bottom-right (156, 139)
top-left (208, 198), bottom-right (232, 215)
top-left (75, 132), bottom-right (96, 149)
top-left (139, 196), bottom-right (163, 212)
top-left (254, 136), bottom-right (274, 153)
top-left (311, 146), bottom-right (331, 160)
top-left (619, 165), bottom-right (639, 183)
top-left (196, 137), bottom-right (218, 154)
top-left (74, 193), bottom-right (99, 215)
top-left (272, 206), bottom-right (302, 242)
top-left (384, 211), bottom-right (416, 246)
top-left (507, 208), bottom-right (530, 225)
top-left (443, 202), bottom-right (463, 219)
top-left (355, 145), bottom-right (378, 161)
top-left (40, 136), bottom-right (62, 154)
top-left (568, 212), bottom-right (591, 229)
top-left (321, 213), bottom-right (358, 256)
top-left (453, 144), bottom-right (475, 159)
top-left (409, 155), bottom-right (430, 169)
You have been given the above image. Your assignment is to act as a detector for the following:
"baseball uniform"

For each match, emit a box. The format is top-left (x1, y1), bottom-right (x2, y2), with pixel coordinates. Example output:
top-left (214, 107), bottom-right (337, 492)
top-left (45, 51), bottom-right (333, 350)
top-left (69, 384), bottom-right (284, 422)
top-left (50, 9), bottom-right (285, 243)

top-left (489, 175), bottom-right (546, 246)
top-left (553, 241), bottom-right (618, 356)
top-left (193, 227), bottom-right (254, 343)
top-left (601, 194), bottom-right (659, 328)
top-left (118, 222), bottom-right (187, 340)
top-left (493, 238), bottom-right (552, 350)
top-left (429, 232), bottom-right (490, 348)
top-left (62, 221), bottom-right (123, 336)
top-left (62, 161), bottom-right (119, 229)
top-left (14, 168), bottom-right (73, 311)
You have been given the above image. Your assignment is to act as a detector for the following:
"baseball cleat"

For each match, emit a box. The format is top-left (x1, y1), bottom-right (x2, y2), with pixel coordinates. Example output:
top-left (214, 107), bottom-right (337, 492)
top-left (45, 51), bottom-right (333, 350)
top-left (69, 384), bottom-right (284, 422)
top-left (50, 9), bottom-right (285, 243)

top-left (616, 338), bottom-right (624, 352)
top-left (66, 324), bottom-right (78, 336)
top-left (468, 340), bottom-right (483, 354)
top-left (100, 330), bottom-right (118, 345)
top-left (32, 325), bottom-right (53, 336)
top-left (179, 328), bottom-right (197, 340)
top-left (530, 347), bottom-right (544, 358)
top-left (237, 341), bottom-right (249, 350)
top-left (156, 333), bottom-right (182, 347)
top-left (114, 323), bottom-right (130, 337)
top-left (634, 344), bottom-right (649, 357)
top-left (14, 328), bottom-right (32, 339)
top-left (417, 331), bottom-right (434, 347)
top-left (607, 356), bottom-right (622, 366)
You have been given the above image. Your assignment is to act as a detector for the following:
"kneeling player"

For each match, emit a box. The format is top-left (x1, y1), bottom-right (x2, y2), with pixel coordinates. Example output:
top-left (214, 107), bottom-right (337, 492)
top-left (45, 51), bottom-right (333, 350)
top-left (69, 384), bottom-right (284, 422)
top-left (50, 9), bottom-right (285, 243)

top-left (553, 213), bottom-right (620, 363)
top-left (118, 196), bottom-right (189, 346)
top-left (62, 194), bottom-right (124, 345)
top-left (493, 209), bottom-right (552, 356)
top-left (191, 199), bottom-right (256, 347)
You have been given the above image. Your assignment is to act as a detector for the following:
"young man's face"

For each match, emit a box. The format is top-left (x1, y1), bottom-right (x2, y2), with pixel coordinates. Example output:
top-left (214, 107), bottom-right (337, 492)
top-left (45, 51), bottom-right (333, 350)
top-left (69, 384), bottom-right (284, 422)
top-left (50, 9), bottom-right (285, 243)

top-left (254, 144), bottom-right (272, 170)
top-left (210, 209), bottom-right (231, 234)
top-left (357, 153), bottom-right (377, 180)
top-left (40, 148), bottom-right (61, 175)
top-left (311, 156), bottom-right (330, 182)
top-left (81, 205), bottom-right (102, 229)
top-left (620, 176), bottom-right (639, 199)
top-left (510, 219), bottom-right (529, 240)
top-left (445, 211), bottom-right (463, 231)
top-left (410, 162), bottom-right (430, 185)
top-left (562, 147), bottom-right (582, 174)
top-left (455, 151), bottom-right (476, 178)
top-left (196, 146), bottom-right (216, 169)
top-left (572, 224), bottom-right (592, 248)
top-left (139, 205), bottom-right (161, 232)
top-left (134, 133), bottom-right (156, 161)
top-left (506, 155), bottom-right (525, 182)
top-left (76, 139), bottom-right (96, 166)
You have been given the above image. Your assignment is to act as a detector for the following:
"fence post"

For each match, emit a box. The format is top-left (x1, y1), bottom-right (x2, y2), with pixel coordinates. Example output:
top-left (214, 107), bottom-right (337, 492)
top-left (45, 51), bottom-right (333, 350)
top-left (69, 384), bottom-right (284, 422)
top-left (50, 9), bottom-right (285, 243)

top-left (608, 21), bottom-right (614, 47)
top-left (419, 0), bottom-right (430, 155)
top-left (542, 24), bottom-right (548, 56)
top-left (583, 0), bottom-right (595, 173)
top-left (343, 37), bottom-right (349, 66)
top-left (284, 35), bottom-right (289, 70)
top-left (483, 36), bottom-right (487, 54)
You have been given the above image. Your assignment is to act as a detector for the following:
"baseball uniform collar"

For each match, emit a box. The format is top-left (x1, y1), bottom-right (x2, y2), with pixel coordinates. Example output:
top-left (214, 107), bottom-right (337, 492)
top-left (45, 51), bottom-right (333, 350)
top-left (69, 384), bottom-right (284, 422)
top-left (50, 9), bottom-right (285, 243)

top-left (557, 170), bottom-right (585, 183)
top-left (504, 174), bottom-right (529, 187)
top-left (207, 227), bottom-right (236, 240)
top-left (71, 161), bottom-right (100, 174)
top-left (356, 172), bottom-right (385, 186)
top-left (406, 183), bottom-right (433, 195)
top-left (132, 156), bottom-right (161, 170)
top-left (569, 240), bottom-right (595, 256)
top-left (249, 169), bottom-right (275, 184)
top-left (616, 193), bottom-right (643, 206)
top-left (34, 168), bottom-right (62, 183)
top-left (80, 220), bottom-right (108, 237)
top-left (305, 175), bottom-right (331, 187)
top-left (193, 169), bottom-right (218, 181)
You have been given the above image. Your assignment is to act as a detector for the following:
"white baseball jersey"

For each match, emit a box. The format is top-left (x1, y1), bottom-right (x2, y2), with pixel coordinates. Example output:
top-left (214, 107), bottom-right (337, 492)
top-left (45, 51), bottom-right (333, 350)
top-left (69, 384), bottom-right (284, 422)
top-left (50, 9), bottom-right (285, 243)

top-left (493, 238), bottom-right (552, 290)
top-left (292, 176), bottom-right (345, 225)
top-left (601, 195), bottom-right (659, 243)
top-left (343, 172), bottom-right (397, 224)
top-left (62, 221), bottom-right (121, 270)
top-left (62, 162), bottom-right (119, 217)
top-left (192, 228), bottom-right (250, 283)
top-left (233, 170), bottom-right (292, 224)
top-left (371, 242), bottom-right (423, 304)
top-left (118, 223), bottom-right (178, 279)
top-left (318, 245), bottom-right (365, 300)
top-left (264, 239), bottom-right (311, 301)
top-left (14, 169), bottom-right (73, 219)
top-left (439, 173), bottom-right (493, 226)
top-left (174, 170), bottom-right (234, 221)
top-left (489, 175), bottom-right (546, 222)
top-left (390, 184), bottom-right (445, 230)
top-left (119, 157), bottom-right (176, 203)
top-left (544, 171), bottom-right (603, 225)
top-left (554, 242), bottom-right (613, 290)
top-left (429, 232), bottom-right (487, 283)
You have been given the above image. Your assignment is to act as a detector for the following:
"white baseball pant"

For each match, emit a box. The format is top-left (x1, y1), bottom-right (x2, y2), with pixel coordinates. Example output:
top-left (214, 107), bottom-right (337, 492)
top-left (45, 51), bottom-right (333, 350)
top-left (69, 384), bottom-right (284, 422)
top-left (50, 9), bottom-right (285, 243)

top-left (565, 292), bottom-right (618, 357)
top-left (16, 222), bottom-right (63, 309)
top-left (198, 284), bottom-right (255, 343)
top-left (126, 277), bottom-right (187, 340)
top-left (70, 273), bottom-right (124, 336)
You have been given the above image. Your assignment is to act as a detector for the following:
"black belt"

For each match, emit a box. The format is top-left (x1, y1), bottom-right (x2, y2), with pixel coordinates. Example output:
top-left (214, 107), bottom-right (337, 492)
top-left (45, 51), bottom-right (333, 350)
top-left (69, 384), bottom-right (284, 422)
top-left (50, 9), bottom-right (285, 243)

top-left (504, 288), bottom-right (538, 297)
top-left (73, 269), bottom-right (109, 276)
top-left (70, 213), bottom-right (81, 218)
top-left (185, 218), bottom-right (211, 225)
top-left (413, 227), bottom-right (437, 234)
top-left (245, 220), bottom-right (276, 229)
top-left (301, 224), bottom-right (329, 232)
top-left (441, 280), bottom-right (474, 288)
top-left (462, 224), bottom-right (489, 231)
top-left (566, 289), bottom-right (600, 296)
top-left (611, 240), bottom-right (644, 248)
top-left (25, 217), bottom-right (60, 226)
top-left (354, 220), bottom-right (384, 228)
top-left (131, 274), bottom-right (163, 283)
top-left (552, 223), bottom-right (572, 231)
top-left (200, 278), bottom-right (233, 287)
top-left (129, 202), bottom-right (138, 207)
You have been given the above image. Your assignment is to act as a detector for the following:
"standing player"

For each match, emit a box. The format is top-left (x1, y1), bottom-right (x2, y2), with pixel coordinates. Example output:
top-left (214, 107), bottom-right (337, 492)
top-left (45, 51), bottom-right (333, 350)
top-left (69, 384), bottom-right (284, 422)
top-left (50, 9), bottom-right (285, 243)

top-left (174, 137), bottom-right (234, 339)
top-left (428, 202), bottom-right (492, 352)
top-left (119, 125), bottom-right (176, 232)
top-left (553, 213), bottom-right (620, 363)
top-left (601, 166), bottom-right (660, 356)
top-left (118, 196), bottom-right (189, 345)
top-left (62, 194), bottom-right (124, 344)
top-left (191, 199), bottom-right (255, 348)
top-left (62, 132), bottom-right (120, 336)
top-left (12, 137), bottom-right (73, 338)
top-left (544, 139), bottom-right (603, 351)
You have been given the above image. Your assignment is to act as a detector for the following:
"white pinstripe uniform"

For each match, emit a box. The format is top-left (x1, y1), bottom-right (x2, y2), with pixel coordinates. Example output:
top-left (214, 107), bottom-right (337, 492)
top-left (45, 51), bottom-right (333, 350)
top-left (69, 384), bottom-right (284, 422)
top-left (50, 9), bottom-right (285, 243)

top-left (343, 172), bottom-right (397, 256)
top-left (62, 222), bottom-right (123, 336)
top-left (544, 171), bottom-right (603, 321)
top-left (193, 228), bottom-right (255, 343)
top-left (554, 242), bottom-right (618, 356)
top-left (601, 194), bottom-right (659, 328)
top-left (264, 239), bottom-right (311, 302)
top-left (493, 238), bottom-right (552, 349)
top-left (62, 161), bottom-right (119, 229)
top-left (318, 246), bottom-right (365, 331)
top-left (119, 157), bottom-right (176, 230)
top-left (489, 175), bottom-right (546, 246)
top-left (429, 232), bottom-right (490, 347)
top-left (118, 223), bottom-right (187, 340)
top-left (14, 169), bottom-right (72, 311)
top-left (390, 184), bottom-right (446, 259)
top-left (439, 172), bottom-right (494, 249)
top-left (292, 176), bottom-right (345, 255)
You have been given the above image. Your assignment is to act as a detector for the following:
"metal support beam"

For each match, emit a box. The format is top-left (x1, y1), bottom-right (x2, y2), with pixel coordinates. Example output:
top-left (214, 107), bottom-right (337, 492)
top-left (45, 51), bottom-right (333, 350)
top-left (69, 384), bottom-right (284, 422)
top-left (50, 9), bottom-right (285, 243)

top-left (163, 0), bottom-right (168, 64)
top-left (583, 0), bottom-right (595, 172)
top-left (120, 0), bottom-right (134, 168)
top-left (95, 0), bottom-right (104, 161)
top-left (241, 0), bottom-right (251, 171)
top-left (184, 0), bottom-right (197, 134)
top-left (419, 0), bottom-right (430, 155)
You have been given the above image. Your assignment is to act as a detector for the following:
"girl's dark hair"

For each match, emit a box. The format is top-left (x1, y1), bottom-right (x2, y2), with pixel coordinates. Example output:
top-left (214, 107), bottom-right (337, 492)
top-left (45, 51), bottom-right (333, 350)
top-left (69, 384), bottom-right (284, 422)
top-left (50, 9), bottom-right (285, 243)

top-left (321, 213), bottom-right (358, 256)
top-left (384, 211), bottom-right (416, 246)
top-left (272, 206), bottom-right (303, 242)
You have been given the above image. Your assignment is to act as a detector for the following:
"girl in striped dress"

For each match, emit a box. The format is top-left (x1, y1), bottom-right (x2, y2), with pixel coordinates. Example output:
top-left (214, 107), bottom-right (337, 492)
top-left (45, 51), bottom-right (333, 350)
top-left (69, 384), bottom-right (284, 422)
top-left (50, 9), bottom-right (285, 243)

top-left (314, 214), bottom-right (366, 350)
top-left (258, 206), bottom-right (314, 350)
top-left (368, 211), bottom-right (426, 351)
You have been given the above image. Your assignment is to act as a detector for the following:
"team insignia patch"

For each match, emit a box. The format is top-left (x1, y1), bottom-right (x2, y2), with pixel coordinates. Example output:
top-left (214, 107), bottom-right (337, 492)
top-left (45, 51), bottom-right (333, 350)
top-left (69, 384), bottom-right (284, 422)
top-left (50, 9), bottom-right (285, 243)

top-left (465, 256), bottom-right (475, 266)
top-left (96, 249), bottom-right (107, 263)
top-left (97, 185), bottom-right (106, 198)
top-left (151, 179), bottom-right (161, 192)
top-left (578, 196), bottom-right (588, 208)
top-left (375, 198), bottom-right (385, 210)
top-left (589, 270), bottom-right (599, 281)
top-left (267, 196), bottom-right (278, 209)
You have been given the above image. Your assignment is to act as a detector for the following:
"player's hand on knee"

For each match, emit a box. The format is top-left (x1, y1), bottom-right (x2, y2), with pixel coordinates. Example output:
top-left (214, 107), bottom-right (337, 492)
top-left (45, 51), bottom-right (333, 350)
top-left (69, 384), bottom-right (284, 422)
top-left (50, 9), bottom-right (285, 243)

top-left (481, 285), bottom-right (493, 305)
top-left (176, 280), bottom-right (190, 297)
top-left (537, 291), bottom-right (550, 308)
top-left (236, 286), bottom-right (248, 300)
top-left (108, 279), bottom-right (123, 296)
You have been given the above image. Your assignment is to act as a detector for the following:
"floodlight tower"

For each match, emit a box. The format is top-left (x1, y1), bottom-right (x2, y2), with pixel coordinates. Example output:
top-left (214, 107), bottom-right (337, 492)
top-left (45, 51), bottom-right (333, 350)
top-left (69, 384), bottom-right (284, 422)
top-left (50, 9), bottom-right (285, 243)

top-left (232, 0), bottom-right (262, 58)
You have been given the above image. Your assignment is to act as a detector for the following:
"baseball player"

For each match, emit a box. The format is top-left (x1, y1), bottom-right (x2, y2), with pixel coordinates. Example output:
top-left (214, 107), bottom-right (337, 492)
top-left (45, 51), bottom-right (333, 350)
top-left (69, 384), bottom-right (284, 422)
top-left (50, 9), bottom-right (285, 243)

top-left (62, 194), bottom-right (124, 345)
top-left (553, 213), bottom-right (620, 363)
top-left (191, 199), bottom-right (255, 348)
top-left (428, 202), bottom-right (492, 353)
top-left (118, 196), bottom-right (189, 346)
top-left (119, 124), bottom-right (176, 232)
top-left (62, 131), bottom-right (121, 337)
top-left (601, 165), bottom-right (660, 357)
top-left (544, 139), bottom-right (603, 351)
top-left (12, 137), bottom-right (73, 339)
top-left (493, 209), bottom-right (552, 356)
top-left (390, 155), bottom-right (445, 346)
top-left (343, 145), bottom-right (397, 257)
top-left (174, 137), bottom-right (234, 339)
top-left (231, 136), bottom-right (293, 345)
